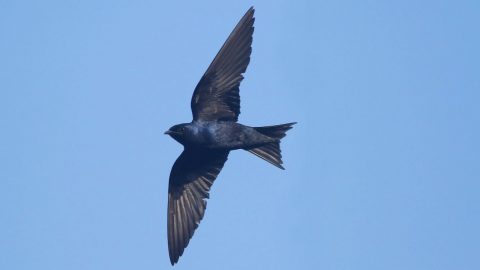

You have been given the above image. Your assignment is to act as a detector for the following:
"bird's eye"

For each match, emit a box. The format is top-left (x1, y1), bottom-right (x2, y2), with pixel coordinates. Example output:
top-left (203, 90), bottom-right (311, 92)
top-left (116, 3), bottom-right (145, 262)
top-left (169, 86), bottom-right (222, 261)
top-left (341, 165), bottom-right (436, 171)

top-left (181, 127), bottom-right (185, 132)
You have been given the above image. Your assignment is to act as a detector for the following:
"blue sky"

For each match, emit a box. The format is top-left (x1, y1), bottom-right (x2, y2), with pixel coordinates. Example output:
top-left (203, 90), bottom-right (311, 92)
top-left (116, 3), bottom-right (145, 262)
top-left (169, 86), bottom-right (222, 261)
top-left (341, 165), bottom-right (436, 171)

top-left (1, 0), bottom-right (479, 269)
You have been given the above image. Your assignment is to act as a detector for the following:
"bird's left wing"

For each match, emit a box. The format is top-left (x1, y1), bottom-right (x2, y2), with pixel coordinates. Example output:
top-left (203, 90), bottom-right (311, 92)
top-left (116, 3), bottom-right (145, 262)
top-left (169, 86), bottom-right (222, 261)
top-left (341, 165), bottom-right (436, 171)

top-left (167, 148), bottom-right (229, 265)
top-left (190, 7), bottom-right (255, 122)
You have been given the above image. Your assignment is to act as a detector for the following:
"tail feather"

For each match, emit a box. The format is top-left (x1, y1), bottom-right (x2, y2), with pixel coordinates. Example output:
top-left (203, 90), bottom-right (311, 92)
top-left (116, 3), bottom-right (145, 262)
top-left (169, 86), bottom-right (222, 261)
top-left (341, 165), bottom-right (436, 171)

top-left (246, 122), bottom-right (296, 169)
top-left (253, 122), bottom-right (296, 139)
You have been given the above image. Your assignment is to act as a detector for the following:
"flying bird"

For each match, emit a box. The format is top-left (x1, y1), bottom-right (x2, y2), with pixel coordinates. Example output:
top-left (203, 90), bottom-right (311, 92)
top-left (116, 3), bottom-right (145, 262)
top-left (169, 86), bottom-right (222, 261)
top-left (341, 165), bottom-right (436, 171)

top-left (164, 7), bottom-right (296, 265)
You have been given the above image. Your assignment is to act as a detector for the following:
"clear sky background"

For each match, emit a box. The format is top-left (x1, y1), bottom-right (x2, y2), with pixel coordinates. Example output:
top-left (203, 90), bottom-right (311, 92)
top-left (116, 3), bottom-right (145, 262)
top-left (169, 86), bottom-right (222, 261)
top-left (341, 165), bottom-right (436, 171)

top-left (1, 1), bottom-right (479, 269)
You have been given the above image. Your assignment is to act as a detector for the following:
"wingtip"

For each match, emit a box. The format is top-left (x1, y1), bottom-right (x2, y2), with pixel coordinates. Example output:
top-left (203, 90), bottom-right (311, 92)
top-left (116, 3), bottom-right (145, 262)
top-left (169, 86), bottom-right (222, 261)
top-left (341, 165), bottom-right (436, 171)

top-left (169, 252), bottom-right (176, 265)
top-left (169, 255), bottom-right (178, 266)
top-left (246, 6), bottom-right (255, 17)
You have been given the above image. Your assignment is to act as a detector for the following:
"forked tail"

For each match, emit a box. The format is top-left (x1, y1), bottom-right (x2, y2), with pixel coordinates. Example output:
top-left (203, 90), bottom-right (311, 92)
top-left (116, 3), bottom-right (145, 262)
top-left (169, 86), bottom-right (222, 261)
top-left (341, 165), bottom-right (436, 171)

top-left (245, 122), bottom-right (296, 169)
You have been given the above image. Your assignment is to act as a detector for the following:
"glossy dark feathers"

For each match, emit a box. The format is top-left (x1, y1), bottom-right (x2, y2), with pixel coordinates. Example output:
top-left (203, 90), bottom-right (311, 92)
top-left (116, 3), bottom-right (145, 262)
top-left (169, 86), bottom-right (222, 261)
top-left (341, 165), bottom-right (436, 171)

top-left (169, 8), bottom-right (255, 264)
top-left (191, 7), bottom-right (254, 122)
top-left (168, 149), bottom-right (229, 264)
top-left (246, 123), bottom-right (296, 169)
top-left (166, 6), bottom-right (295, 265)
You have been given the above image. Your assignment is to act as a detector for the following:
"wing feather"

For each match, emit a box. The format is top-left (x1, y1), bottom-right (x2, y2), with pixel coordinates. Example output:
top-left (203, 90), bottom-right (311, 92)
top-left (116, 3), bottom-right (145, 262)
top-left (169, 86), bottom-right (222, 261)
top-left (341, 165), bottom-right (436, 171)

top-left (191, 7), bottom-right (255, 122)
top-left (167, 148), bottom-right (229, 265)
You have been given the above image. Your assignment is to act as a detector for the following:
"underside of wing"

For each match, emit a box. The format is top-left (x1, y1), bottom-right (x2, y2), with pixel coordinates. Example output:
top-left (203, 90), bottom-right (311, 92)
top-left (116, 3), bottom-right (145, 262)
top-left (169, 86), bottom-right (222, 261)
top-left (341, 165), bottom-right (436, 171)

top-left (167, 148), bottom-right (229, 265)
top-left (191, 7), bottom-right (255, 122)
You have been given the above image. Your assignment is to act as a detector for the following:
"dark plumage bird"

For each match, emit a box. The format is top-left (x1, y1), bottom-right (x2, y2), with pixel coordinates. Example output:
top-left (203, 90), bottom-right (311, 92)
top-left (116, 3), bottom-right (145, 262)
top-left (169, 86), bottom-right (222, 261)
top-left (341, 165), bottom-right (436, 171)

top-left (164, 7), bottom-right (296, 265)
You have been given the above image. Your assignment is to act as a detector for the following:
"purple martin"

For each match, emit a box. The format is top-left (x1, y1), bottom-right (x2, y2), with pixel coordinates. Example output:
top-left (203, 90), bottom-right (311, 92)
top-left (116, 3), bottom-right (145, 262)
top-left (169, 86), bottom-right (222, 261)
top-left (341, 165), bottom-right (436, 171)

top-left (164, 7), bottom-right (295, 265)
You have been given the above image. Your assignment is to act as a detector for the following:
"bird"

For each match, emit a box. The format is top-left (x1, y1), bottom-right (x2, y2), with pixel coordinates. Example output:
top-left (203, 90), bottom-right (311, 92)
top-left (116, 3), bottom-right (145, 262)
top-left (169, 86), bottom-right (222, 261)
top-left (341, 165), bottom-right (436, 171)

top-left (164, 6), bottom-right (296, 265)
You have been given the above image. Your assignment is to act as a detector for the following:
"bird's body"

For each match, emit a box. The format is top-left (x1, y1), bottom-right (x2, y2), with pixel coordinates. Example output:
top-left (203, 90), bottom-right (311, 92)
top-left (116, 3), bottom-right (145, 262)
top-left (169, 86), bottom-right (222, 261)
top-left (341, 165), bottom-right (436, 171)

top-left (167, 121), bottom-right (276, 150)
top-left (164, 7), bottom-right (296, 265)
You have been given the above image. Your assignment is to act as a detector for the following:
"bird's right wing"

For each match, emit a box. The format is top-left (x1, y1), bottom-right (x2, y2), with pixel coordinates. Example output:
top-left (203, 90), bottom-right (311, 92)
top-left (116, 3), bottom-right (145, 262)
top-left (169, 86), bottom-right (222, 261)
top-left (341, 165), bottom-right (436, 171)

top-left (167, 148), bottom-right (229, 265)
top-left (190, 7), bottom-right (255, 122)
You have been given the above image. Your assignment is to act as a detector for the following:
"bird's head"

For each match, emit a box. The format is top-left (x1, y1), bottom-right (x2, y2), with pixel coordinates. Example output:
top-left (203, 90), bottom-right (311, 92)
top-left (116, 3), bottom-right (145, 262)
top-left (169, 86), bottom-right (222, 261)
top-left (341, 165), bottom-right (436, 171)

top-left (164, 123), bottom-right (190, 144)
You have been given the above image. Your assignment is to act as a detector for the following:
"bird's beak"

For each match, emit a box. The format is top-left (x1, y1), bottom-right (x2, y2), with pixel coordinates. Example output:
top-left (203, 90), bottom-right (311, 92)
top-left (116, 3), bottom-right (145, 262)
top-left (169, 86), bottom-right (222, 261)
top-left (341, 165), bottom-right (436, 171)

top-left (164, 130), bottom-right (172, 135)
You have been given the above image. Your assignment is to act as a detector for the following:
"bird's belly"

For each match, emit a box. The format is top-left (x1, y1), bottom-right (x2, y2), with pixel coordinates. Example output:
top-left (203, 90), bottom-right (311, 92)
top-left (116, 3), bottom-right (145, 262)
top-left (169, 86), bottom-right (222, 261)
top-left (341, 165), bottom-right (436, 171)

top-left (205, 126), bottom-right (272, 150)
top-left (185, 122), bottom-right (273, 150)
